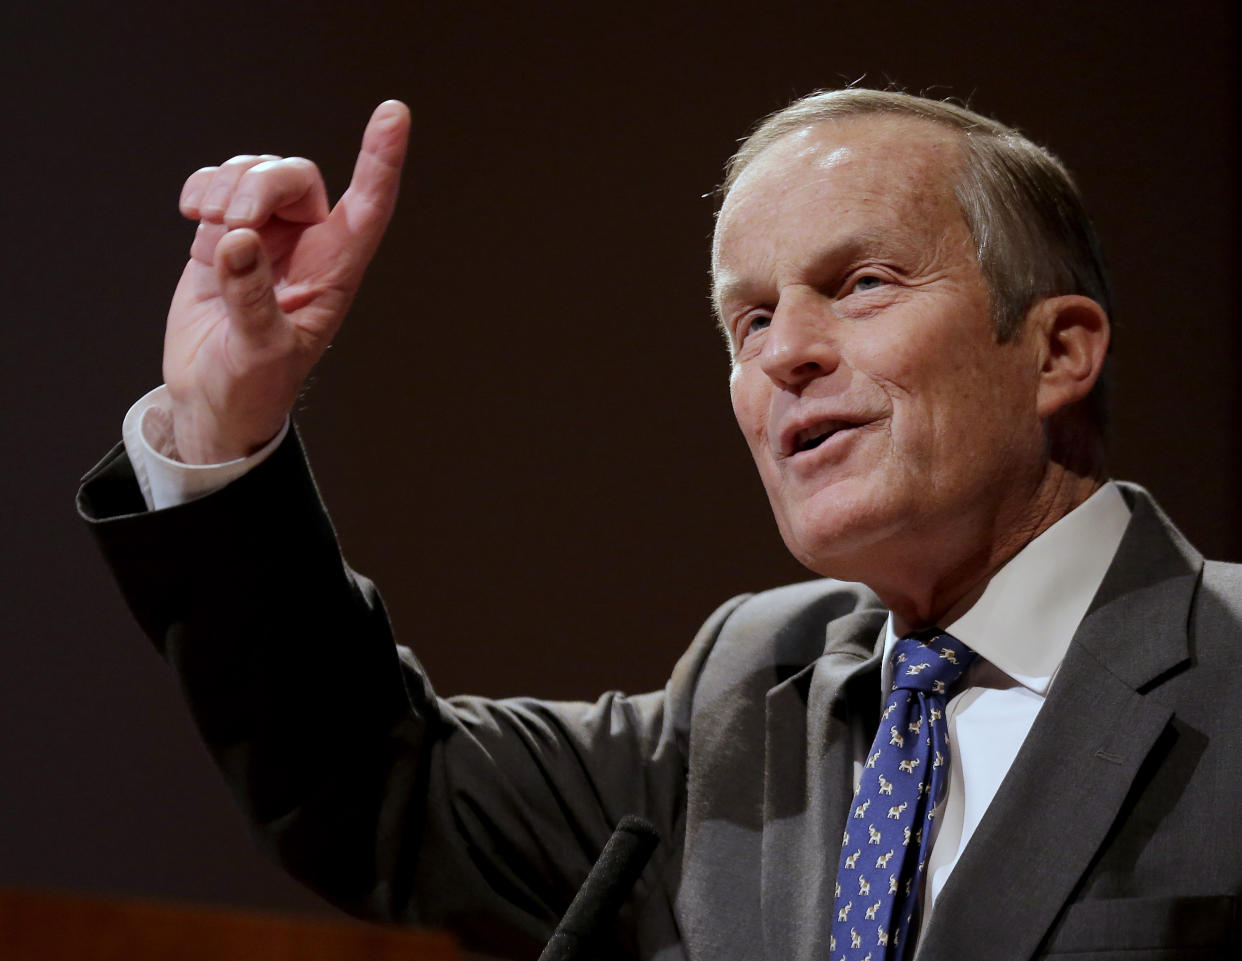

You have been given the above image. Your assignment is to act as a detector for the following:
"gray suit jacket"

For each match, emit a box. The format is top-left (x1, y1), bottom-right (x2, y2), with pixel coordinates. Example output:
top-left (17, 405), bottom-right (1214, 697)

top-left (78, 430), bottom-right (1242, 959)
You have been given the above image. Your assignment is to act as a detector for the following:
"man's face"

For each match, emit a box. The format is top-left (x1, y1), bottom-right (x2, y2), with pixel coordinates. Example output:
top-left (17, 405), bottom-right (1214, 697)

top-left (714, 117), bottom-right (1047, 588)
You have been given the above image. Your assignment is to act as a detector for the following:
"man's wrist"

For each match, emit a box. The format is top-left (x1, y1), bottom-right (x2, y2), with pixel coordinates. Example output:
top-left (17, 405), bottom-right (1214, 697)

top-left (122, 386), bottom-right (289, 510)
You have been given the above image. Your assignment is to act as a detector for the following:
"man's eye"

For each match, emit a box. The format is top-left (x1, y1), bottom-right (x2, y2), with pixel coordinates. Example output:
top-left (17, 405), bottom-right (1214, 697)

top-left (852, 274), bottom-right (886, 293)
top-left (741, 314), bottom-right (771, 341)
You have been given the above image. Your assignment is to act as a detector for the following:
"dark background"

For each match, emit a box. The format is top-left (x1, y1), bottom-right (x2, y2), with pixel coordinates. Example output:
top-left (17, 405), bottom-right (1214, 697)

top-left (2, 0), bottom-right (1237, 945)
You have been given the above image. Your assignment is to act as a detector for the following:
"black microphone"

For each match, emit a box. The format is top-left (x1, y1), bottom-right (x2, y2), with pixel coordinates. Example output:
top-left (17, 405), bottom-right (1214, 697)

top-left (536, 815), bottom-right (661, 961)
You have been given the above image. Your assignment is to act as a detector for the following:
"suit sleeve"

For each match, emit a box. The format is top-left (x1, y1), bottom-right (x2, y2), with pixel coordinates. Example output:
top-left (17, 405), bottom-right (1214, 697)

top-left (76, 427), bottom-right (737, 959)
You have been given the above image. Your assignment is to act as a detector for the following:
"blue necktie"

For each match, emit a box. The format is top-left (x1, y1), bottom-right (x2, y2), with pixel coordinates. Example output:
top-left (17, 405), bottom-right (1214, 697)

top-left (829, 630), bottom-right (976, 960)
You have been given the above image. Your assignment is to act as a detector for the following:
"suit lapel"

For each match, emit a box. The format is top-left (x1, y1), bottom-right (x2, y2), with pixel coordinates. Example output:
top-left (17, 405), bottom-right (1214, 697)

top-left (760, 610), bottom-right (885, 961)
top-left (915, 641), bottom-right (1174, 960)
top-left (916, 486), bottom-right (1201, 961)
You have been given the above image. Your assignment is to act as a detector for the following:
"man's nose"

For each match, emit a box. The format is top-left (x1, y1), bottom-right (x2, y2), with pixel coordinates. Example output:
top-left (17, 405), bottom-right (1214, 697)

top-left (759, 292), bottom-right (840, 388)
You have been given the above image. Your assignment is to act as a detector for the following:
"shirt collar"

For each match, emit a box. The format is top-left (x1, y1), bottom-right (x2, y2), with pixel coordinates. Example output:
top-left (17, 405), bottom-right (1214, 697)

top-left (881, 481), bottom-right (1131, 696)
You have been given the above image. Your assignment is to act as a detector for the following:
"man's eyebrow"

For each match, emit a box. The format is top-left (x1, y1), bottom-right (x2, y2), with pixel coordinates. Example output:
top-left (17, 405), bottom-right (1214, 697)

top-left (712, 228), bottom-right (897, 318)
top-left (711, 275), bottom-right (750, 319)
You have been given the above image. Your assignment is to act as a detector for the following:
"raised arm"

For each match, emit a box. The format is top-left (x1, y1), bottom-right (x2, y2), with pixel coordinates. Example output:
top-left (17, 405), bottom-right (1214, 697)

top-left (78, 100), bottom-right (705, 957)
top-left (163, 101), bottom-right (410, 464)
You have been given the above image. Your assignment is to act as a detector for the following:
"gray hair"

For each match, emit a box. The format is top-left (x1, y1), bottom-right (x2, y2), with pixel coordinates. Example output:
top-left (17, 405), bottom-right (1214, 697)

top-left (721, 88), bottom-right (1113, 344)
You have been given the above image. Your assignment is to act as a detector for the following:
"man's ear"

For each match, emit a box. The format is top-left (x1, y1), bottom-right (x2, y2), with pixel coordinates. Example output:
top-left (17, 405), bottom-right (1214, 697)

top-left (1029, 295), bottom-right (1110, 419)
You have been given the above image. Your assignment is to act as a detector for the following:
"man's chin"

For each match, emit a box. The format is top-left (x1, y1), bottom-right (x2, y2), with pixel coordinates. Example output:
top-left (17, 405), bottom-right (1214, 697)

top-left (775, 498), bottom-right (908, 583)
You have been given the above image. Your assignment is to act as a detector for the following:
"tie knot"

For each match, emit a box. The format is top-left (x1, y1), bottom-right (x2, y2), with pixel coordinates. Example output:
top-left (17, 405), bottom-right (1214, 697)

top-left (890, 630), bottom-right (976, 694)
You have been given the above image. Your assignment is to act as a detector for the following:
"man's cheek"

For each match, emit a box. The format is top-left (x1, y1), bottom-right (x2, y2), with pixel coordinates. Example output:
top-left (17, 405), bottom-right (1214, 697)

top-left (732, 395), bottom-right (768, 458)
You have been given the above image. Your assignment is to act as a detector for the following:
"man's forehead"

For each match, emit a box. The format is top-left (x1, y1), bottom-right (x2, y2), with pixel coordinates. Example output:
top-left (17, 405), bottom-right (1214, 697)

top-left (711, 116), bottom-right (966, 301)
top-left (730, 124), bottom-right (860, 194)
top-left (720, 115), bottom-right (963, 225)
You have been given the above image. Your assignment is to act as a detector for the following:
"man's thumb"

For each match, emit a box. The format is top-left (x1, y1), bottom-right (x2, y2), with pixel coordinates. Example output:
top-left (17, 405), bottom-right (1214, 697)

top-left (214, 228), bottom-right (281, 339)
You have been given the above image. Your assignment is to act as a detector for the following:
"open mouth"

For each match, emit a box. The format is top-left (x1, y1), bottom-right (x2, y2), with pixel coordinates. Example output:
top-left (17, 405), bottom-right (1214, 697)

top-left (793, 421), bottom-right (855, 454)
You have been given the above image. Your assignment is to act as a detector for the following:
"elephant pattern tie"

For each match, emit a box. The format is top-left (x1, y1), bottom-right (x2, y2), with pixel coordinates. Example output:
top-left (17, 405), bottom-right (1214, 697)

top-left (829, 630), bottom-right (975, 960)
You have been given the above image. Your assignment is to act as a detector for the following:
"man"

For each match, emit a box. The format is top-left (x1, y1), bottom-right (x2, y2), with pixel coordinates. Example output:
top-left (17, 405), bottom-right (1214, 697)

top-left (78, 90), bottom-right (1241, 959)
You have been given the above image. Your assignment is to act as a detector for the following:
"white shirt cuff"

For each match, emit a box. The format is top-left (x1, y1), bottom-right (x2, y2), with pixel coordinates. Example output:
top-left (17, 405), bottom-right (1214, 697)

top-left (122, 385), bottom-right (290, 511)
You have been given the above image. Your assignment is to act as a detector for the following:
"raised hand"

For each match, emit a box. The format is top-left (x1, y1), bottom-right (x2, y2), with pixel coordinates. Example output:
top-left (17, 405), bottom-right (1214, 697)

top-left (163, 100), bottom-right (411, 463)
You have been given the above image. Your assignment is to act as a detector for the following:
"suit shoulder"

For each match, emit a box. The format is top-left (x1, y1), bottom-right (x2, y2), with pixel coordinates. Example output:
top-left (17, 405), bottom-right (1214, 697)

top-left (1191, 560), bottom-right (1242, 659)
top-left (722, 579), bottom-right (884, 636)
top-left (692, 579), bottom-right (883, 693)
top-left (1201, 558), bottom-right (1242, 594)
top-left (1196, 559), bottom-right (1242, 624)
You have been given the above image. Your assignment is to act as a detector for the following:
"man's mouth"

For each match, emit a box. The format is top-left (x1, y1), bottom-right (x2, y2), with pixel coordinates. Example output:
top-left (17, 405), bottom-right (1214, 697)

top-left (790, 420), bottom-right (858, 455)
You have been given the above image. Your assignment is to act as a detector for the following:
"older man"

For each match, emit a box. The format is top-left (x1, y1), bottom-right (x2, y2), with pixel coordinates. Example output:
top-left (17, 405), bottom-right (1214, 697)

top-left (79, 90), bottom-right (1241, 960)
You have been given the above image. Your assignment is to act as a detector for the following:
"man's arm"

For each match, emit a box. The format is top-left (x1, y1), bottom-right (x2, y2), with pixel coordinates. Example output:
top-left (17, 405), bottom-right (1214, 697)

top-left (78, 416), bottom-right (712, 958)
top-left (78, 106), bottom-right (710, 958)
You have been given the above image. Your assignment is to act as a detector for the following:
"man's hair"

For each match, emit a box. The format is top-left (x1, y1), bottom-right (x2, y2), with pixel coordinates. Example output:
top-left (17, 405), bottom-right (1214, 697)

top-left (721, 88), bottom-right (1113, 346)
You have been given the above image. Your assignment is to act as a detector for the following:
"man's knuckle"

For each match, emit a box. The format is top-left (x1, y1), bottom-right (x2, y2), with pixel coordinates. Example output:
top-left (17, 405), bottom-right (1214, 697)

top-left (285, 157), bottom-right (323, 183)
top-left (235, 167), bottom-right (268, 193)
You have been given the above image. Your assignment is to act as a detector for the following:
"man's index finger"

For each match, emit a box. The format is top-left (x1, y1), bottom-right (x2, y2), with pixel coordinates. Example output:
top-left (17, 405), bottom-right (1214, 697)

top-left (333, 100), bottom-right (411, 245)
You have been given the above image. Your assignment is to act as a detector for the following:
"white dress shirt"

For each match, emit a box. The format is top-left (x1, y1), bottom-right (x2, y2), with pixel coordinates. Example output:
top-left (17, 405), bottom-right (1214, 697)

top-left (877, 482), bottom-right (1132, 937)
top-left (121, 387), bottom-right (1133, 939)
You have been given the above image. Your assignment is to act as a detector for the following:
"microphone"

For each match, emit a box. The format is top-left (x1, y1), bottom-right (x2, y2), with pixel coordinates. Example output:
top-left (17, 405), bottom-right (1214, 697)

top-left (536, 815), bottom-right (661, 961)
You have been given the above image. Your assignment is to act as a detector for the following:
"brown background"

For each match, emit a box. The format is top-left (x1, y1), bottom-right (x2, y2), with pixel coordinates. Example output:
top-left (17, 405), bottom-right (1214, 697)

top-left (1, 0), bottom-right (1237, 939)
